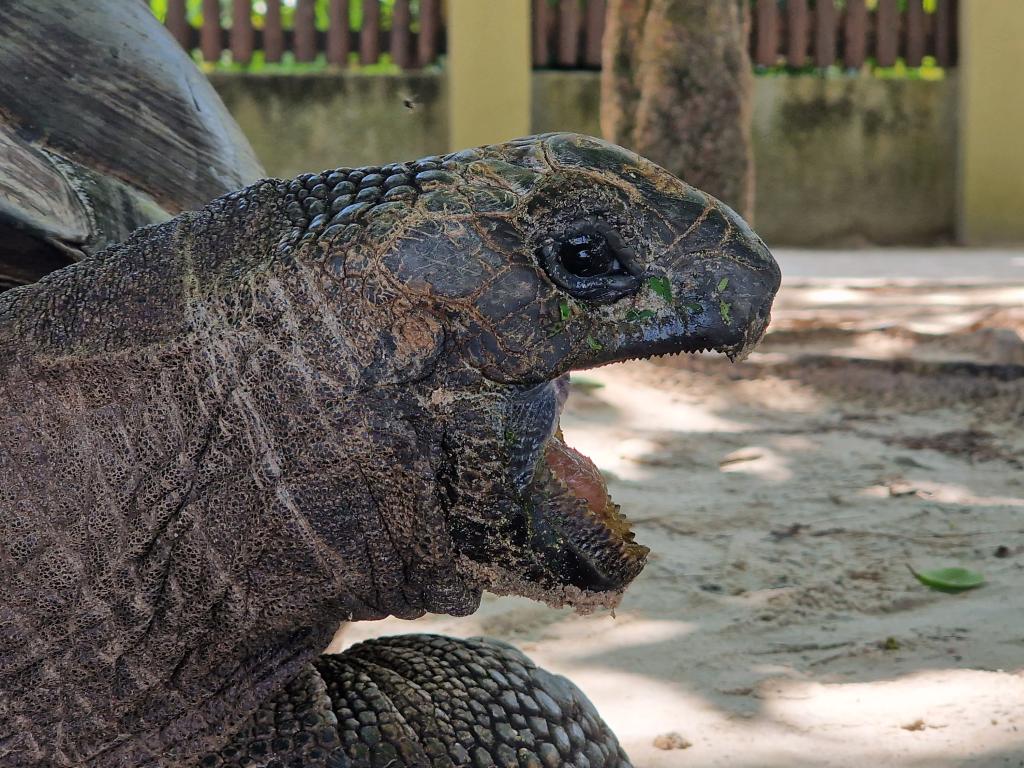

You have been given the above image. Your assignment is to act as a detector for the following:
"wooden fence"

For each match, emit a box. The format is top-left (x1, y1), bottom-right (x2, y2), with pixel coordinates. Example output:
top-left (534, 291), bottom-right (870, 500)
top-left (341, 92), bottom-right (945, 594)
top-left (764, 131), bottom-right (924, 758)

top-left (748, 0), bottom-right (959, 69)
top-left (161, 0), bottom-right (958, 70)
top-left (163, 0), bottom-right (443, 67)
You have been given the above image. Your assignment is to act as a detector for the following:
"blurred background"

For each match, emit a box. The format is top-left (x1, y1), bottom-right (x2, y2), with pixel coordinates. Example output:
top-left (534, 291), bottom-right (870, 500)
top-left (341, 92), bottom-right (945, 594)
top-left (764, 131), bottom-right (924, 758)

top-left (148, 0), bottom-right (1022, 247)
top-left (145, 2), bottom-right (1024, 766)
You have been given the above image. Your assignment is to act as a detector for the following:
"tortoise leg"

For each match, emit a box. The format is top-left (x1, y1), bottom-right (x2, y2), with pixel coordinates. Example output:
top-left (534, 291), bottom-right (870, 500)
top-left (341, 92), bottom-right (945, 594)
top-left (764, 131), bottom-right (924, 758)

top-left (206, 634), bottom-right (633, 768)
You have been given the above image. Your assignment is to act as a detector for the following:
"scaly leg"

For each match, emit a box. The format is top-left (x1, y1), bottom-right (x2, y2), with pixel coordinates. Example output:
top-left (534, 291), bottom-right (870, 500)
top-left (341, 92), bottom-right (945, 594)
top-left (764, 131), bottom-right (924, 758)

top-left (205, 634), bottom-right (632, 768)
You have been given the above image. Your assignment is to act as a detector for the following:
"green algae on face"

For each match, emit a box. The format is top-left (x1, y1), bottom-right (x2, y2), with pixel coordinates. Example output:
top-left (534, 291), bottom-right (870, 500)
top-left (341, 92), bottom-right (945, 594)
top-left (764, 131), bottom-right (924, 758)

top-left (719, 300), bottom-right (732, 325)
top-left (548, 299), bottom-right (573, 337)
top-left (716, 278), bottom-right (732, 323)
top-left (647, 276), bottom-right (672, 301)
top-left (558, 299), bottom-right (573, 322)
top-left (625, 309), bottom-right (656, 322)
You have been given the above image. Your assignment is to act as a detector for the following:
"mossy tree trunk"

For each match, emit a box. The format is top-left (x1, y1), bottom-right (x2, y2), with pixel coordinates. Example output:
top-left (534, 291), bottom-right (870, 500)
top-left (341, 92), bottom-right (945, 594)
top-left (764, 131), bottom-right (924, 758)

top-left (601, 0), bottom-right (755, 220)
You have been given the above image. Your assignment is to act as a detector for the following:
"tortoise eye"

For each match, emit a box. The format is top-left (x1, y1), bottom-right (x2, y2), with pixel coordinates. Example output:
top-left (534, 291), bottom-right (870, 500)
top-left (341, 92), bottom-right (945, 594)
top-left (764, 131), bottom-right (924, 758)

top-left (538, 223), bottom-right (643, 303)
top-left (558, 232), bottom-right (617, 277)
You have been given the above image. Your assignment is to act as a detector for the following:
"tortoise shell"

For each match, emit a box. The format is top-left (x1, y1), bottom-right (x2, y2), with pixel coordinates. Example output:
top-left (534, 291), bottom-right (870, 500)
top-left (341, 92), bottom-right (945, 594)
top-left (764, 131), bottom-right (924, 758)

top-left (0, 0), bottom-right (264, 290)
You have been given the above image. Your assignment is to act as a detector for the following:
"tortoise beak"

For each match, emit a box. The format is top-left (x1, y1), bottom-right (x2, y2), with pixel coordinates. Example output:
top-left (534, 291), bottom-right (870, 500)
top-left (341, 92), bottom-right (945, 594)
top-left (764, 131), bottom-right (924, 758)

top-left (661, 223), bottom-right (780, 361)
top-left (573, 206), bottom-right (781, 368)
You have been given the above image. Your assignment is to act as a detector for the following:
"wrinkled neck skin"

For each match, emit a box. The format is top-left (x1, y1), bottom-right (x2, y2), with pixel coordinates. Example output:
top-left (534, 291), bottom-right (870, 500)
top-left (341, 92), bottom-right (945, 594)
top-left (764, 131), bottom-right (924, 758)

top-left (0, 187), bottom-right (480, 766)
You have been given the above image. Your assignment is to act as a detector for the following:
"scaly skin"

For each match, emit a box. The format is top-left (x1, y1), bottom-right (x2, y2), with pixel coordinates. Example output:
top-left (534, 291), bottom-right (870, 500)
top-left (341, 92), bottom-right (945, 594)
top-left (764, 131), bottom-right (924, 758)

top-left (0, 134), bottom-right (779, 766)
top-left (208, 634), bottom-right (633, 767)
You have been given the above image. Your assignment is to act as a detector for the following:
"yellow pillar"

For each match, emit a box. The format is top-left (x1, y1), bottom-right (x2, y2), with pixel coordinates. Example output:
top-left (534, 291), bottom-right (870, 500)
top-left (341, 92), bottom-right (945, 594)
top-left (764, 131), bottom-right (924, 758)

top-left (447, 0), bottom-right (531, 150)
top-left (958, 1), bottom-right (1024, 244)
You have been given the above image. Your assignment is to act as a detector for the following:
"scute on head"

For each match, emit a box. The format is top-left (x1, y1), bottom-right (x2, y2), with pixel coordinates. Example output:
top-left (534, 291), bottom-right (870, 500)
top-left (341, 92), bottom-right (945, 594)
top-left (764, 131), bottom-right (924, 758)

top-left (543, 133), bottom-right (647, 174)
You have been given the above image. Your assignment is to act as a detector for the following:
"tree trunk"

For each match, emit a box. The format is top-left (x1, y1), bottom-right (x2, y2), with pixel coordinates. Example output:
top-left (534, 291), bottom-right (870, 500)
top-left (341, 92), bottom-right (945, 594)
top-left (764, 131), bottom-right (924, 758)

top-left (601, 0), bottom-right (755, 220)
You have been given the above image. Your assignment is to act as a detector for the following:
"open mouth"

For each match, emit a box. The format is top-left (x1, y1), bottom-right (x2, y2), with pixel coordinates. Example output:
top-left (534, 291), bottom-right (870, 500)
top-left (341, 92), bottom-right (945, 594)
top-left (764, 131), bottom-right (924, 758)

top-left (505, 301), bottom-right (775, 597)
top-left (508, 373), bottom-right (649, 595)
top-left (534, 419), bottom-right (650, 590)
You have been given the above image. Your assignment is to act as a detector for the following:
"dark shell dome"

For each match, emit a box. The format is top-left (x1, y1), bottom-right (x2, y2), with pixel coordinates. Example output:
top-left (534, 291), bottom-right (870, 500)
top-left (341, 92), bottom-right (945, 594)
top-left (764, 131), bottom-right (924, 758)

top-left (0, 0), bottom-right (264, 290)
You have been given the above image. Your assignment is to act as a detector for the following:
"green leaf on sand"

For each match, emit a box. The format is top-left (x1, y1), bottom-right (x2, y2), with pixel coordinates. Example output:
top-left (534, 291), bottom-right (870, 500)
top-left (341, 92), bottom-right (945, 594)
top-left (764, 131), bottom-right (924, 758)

top-left (558, 299), bottom-right (572, 322)
top-left (717, 277), bottom-right (730, 293)
top-left (908, 565), bottom-right (985, 593)
top-left (586, 335), bottom-right (604, 351)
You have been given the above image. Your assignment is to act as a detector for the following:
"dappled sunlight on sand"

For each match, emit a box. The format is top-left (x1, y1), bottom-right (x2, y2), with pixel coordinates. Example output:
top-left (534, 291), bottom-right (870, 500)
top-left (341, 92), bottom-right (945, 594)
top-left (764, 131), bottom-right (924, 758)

top-left (858, 480), bottom-right (1024, 508)
top-left (792, 285), bottom-right (866, 305)
top-left (337, 274), bottom-right (1024, 767)
top-left (601, 668), bottom-right (1024, 767)
top-left (718, 444), bottom-right (794, 483)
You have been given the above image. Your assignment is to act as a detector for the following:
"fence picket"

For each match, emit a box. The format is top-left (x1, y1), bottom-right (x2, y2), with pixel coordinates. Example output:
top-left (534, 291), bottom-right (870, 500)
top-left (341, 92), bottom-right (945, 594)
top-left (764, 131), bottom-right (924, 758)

top-left (584, 0), bottom-right (605, 68)
top-left (844, 0), bottom-right (867, 68)
top-left (876, 0), bottom-right (899, 66)
top-left (159, 0), bottom-right (958, 72)
top-left (391, 0), bottom-right (412, 69)
top-left (166, 0), bottom-right (189, 47)
top-left (200, 0), bottom-right (222, 62)
top-left (263, 0), bottom-right (283, 61)
top-left (326, 0), bottom-right (349, 65)
top-left (755, 0), bottom-right (779, 67)
top-left (294, 0), bottom-right (316, 61)
top-left (787, 0), bottom-right (809, 68)
top-left (360, 0), bottom-right (380, 65)
top-left (533, 0), bottom-right (553, 67)
top-left (231, 0), bottom-right (254, 65)
top-left (558, 0), bottom-right (581, 67)
top-left (418, 0), bottom-right (440, 67)
top-left (814, 0), bottom-right (837, 68)
top-left (905, 0), bottom-right (925, 66)
top-left (934, 0), bottom-right (954, 67)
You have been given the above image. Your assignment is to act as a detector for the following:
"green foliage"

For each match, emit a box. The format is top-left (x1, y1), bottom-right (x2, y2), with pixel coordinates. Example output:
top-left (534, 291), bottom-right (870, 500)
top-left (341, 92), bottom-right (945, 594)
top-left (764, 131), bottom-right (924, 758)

top-left (756, 58), bottom-right (945, 81)
top-left (195, 49), bottom-right (404, 74)
top-left (750, 1), bottom-right (949, 79)
top-left (150, 0), bottom-right (404, 34)
top-left (152, 0), bottom-right (421, 73)
top-left (873, 56), bottom-right (946, 81)
top-left (760, 1), bottom-right (938, 12)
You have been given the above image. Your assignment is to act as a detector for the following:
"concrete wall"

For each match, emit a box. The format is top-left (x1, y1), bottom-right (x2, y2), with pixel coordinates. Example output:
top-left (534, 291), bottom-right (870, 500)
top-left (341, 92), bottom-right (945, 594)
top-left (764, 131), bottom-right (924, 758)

top-left (211, 71), bottom-right (957, 246)
top-left (209, 72), bottom-right (449, 174)
top-left (751, 75), bottom-right (957, 246)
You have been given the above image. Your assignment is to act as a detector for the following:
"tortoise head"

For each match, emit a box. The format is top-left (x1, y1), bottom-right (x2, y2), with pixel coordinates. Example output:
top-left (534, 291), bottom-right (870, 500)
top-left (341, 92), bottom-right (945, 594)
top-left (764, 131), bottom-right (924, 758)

top-left (281, 133), bottom-right (780, 612)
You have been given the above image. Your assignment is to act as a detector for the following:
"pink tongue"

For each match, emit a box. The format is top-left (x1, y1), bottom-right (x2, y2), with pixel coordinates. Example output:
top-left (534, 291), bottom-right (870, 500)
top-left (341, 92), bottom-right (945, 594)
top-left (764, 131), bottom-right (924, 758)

top-left (543, 431), bottom-right (613, 515)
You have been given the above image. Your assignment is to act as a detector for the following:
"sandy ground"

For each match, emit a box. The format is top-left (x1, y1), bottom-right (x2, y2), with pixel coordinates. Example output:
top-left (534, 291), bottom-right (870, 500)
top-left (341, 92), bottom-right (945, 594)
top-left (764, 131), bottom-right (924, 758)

top-left (335, 250), bottom-right (1024, 767)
